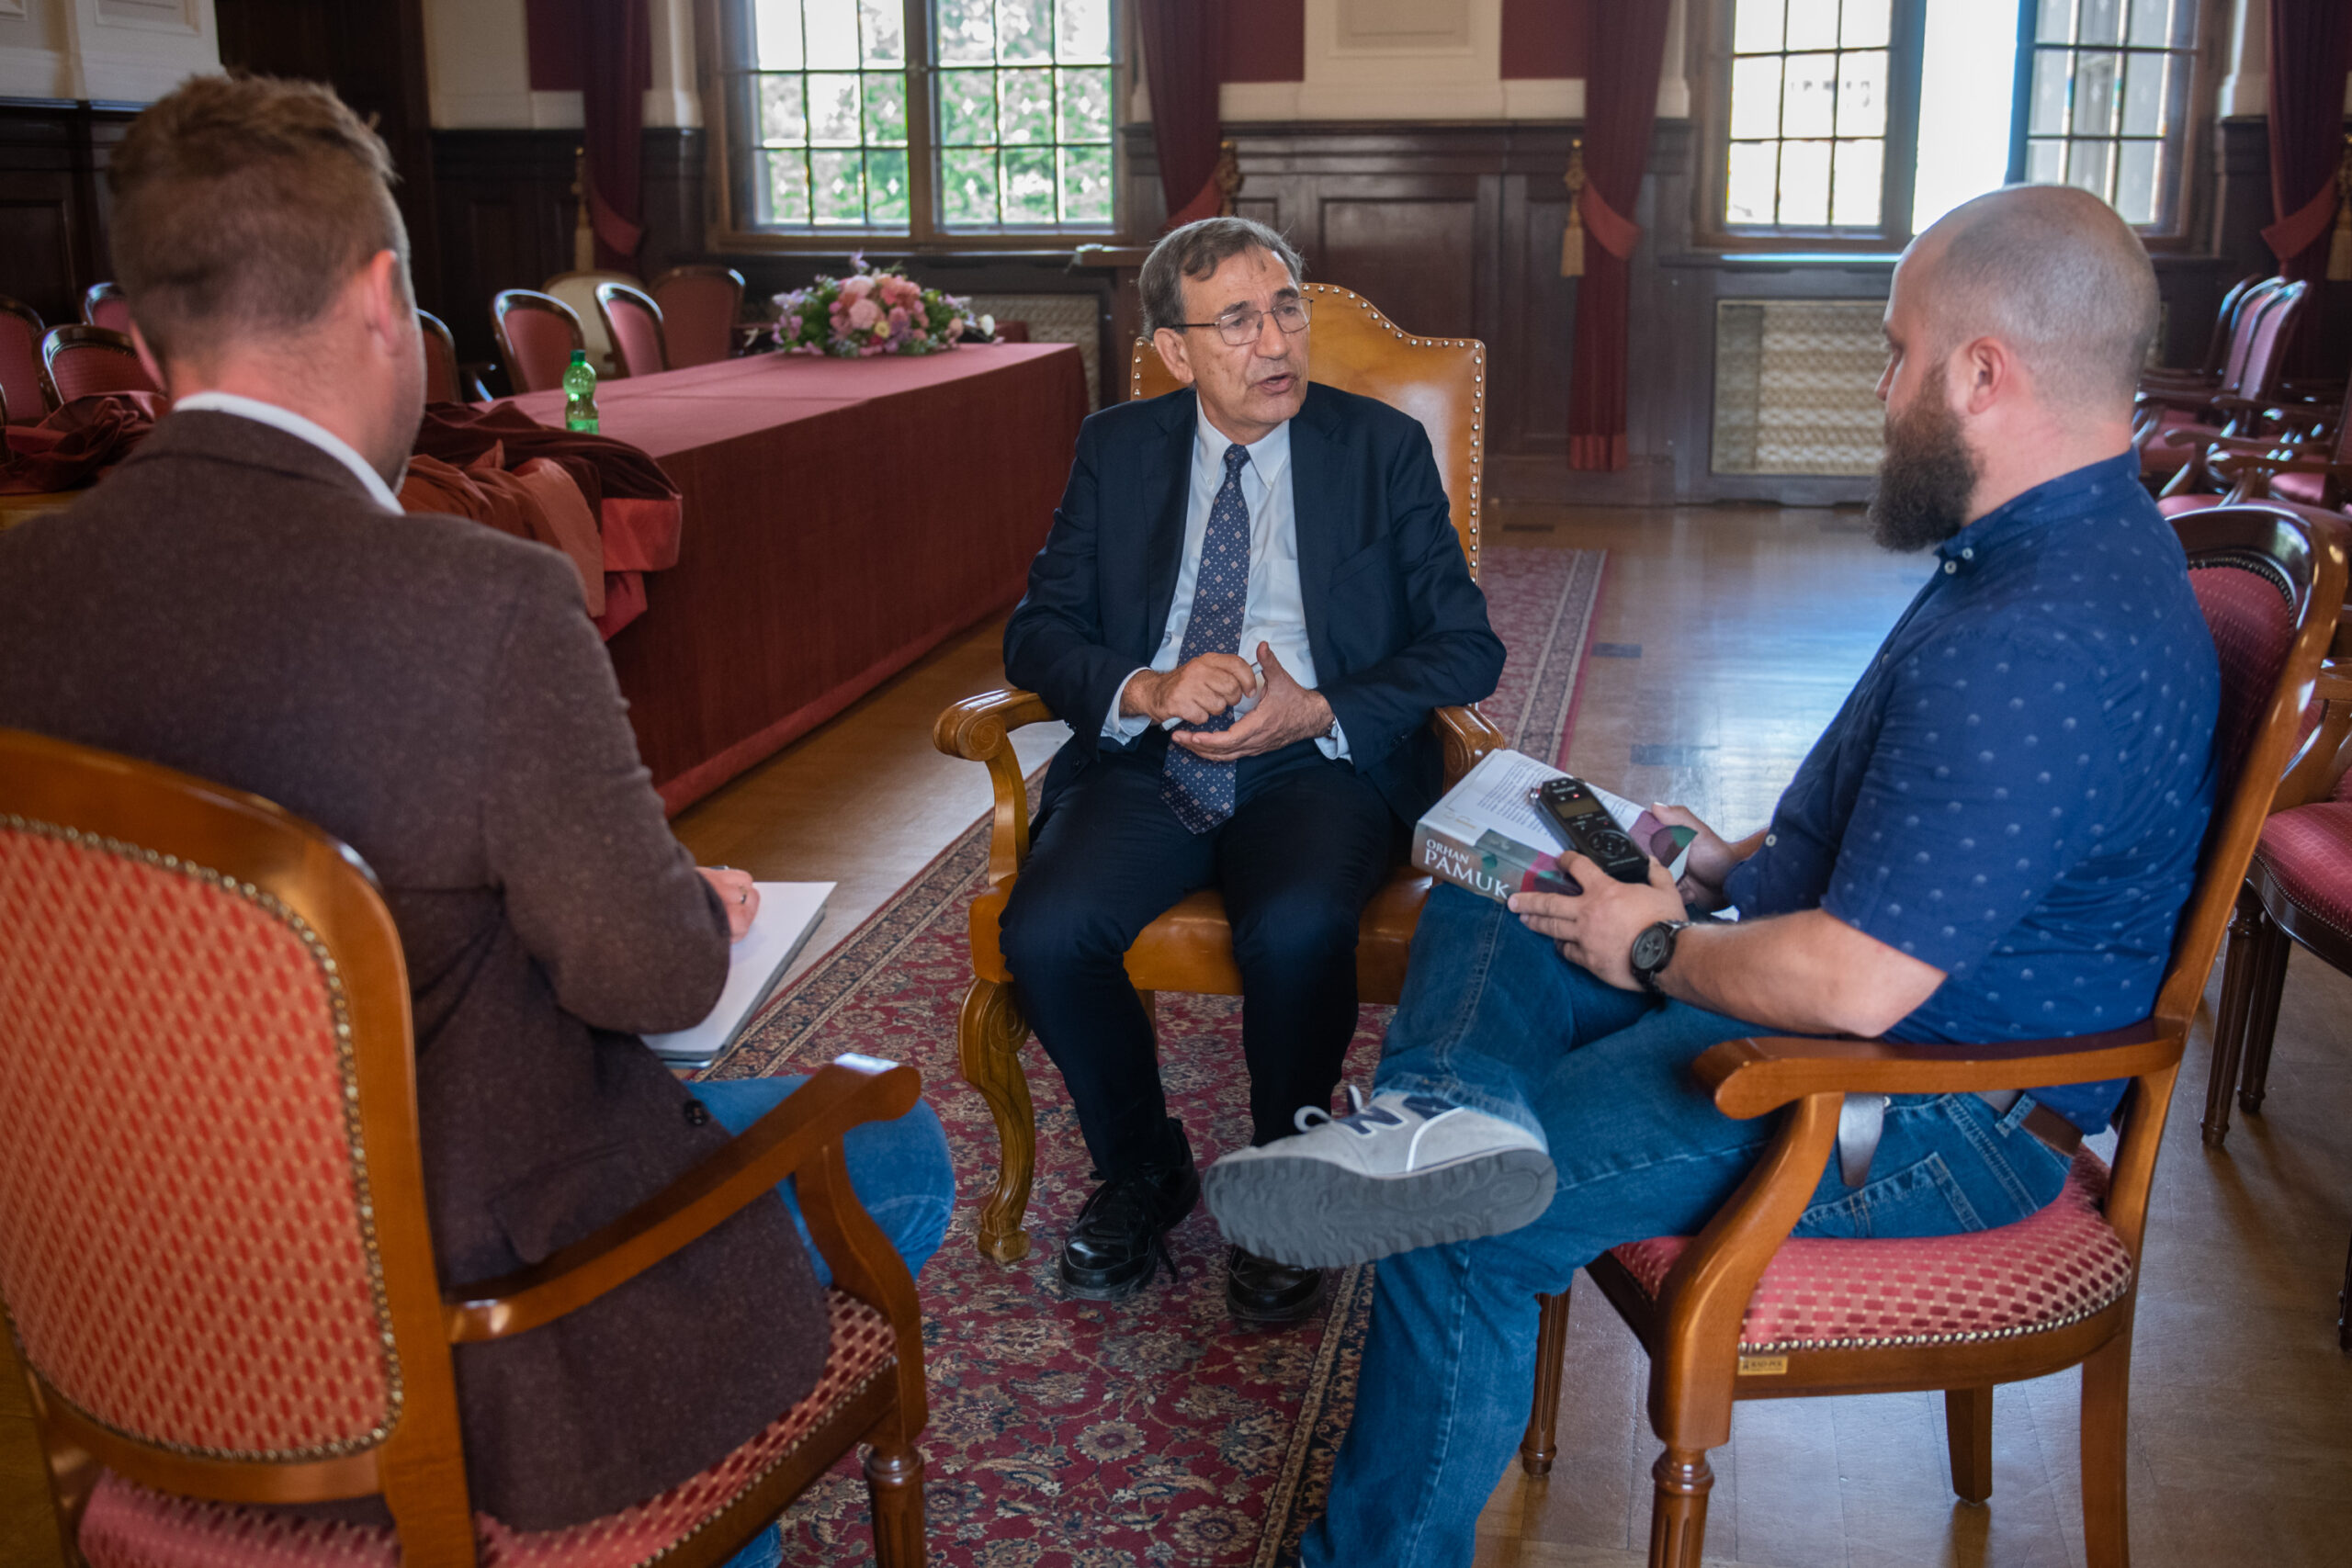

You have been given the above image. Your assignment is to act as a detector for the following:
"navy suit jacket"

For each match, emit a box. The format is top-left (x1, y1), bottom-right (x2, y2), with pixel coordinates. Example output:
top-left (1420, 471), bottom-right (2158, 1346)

top-left (1005, 381), bottom-right (1505, 826)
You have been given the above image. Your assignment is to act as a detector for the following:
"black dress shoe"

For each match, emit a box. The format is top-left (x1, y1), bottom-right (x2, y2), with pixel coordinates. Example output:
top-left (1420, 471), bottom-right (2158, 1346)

top-left (1058, 1137), bottom-right (1201, 1302)
top-left (1226, 1246), bottom-right (1327, 1325)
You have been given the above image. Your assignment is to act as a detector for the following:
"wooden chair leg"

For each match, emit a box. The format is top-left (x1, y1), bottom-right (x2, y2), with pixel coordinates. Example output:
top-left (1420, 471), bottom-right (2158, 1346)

top-left (2079, 1322), bottom-right (2133, 1568)
top-left (1645, 1449), bottom-right (1714, 1568)
top-left (865, 1440), bottom-right (928, 1567)
top-left (1942, 1385), bottom-right (1994, 1504)
top-left (2338, 1226), bottom-right (2351, 1354)
top-left (2236, 909), bottom-right (2292, 1116)
top-left (956, 977), bottom-right (1036, 1262)
top-left (1521, 1288), bottom-right (1573, 1476)
top-left (2204, 890), bottom-right (2268, 1146)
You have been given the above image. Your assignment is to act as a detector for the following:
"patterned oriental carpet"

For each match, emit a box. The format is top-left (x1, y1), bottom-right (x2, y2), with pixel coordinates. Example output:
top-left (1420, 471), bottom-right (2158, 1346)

top-left (705, 547), bottom-right (1606, 1566)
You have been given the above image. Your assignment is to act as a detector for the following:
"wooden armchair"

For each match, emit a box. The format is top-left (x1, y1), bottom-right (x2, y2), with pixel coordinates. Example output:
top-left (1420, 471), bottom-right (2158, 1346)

top-left (1513, 505), bottom-right (2346, 1567)
top-left (0, 728), bottom-right (930, 1567)
top-left (934, 283), bottom-right (1500, 1261)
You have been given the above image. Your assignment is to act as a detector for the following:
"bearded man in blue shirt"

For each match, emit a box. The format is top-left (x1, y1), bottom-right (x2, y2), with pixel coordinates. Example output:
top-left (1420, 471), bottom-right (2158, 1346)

top-left (1204, 185), bottom-right (2221, 1567)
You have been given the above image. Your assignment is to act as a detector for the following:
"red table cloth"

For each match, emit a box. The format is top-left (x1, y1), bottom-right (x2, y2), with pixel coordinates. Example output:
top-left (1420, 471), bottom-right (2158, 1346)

top-left (507, 343), bottom-right (1089, 813)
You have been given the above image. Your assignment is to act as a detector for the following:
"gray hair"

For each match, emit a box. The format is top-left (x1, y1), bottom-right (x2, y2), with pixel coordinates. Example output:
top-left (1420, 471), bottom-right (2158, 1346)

top-left (1138, 216), bottom-right (1306, 338)
top-left (1917, 184), bottom-right (2159, 417)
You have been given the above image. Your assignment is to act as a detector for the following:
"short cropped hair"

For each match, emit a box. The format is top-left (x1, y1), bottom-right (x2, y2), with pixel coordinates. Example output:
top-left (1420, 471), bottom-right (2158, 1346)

top-left (1922, 185), bottom-right (2158, 417)
top-left (1138, 217), bottom-right (1306, 338)
top-left (108, 74), bottom-right (409, 365)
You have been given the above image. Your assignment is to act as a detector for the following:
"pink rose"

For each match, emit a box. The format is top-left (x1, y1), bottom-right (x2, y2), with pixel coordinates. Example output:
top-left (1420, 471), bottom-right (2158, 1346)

top-left (841, 274), bottom-right (876, 299)
top-left (946, 317), bottom-right (966, 343)
top-left (887, 305), bottom-right (909, 333)
top-left (846, 298), bottom-right (883, 332)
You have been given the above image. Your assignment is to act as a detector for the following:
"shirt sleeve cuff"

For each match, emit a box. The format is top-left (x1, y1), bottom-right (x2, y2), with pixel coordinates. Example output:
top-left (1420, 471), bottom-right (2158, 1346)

top-left (1317, 713), bottom-right (1351, 761)
top-left (1102, 668), bottom-right (1156, 742)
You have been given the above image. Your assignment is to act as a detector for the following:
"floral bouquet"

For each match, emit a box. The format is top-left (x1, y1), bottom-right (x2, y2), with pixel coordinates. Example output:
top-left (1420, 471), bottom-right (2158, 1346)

top-left (767, 256), bottom-right (973, 358)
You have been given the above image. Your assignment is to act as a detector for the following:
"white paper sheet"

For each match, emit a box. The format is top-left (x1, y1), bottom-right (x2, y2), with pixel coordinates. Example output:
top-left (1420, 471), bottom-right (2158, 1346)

top-left (643, 882), bottom-right (832, 1066)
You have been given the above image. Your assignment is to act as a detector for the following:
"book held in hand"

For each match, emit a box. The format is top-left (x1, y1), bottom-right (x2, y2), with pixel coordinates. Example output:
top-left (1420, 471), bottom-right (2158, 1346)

top-left (643, 882), bottom-right (832, 1068)
top-left (1410, 750), bottom-right (1695, 905)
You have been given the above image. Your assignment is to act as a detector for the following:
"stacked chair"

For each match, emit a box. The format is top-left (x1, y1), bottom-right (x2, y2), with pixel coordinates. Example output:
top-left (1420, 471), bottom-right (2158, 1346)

top-left (2136, 278), bottom-right (2310, 497)
top-left (0, 728), bottom-right (933, 1566)
top-left (1512, 506), bottom-right (2346, 1566)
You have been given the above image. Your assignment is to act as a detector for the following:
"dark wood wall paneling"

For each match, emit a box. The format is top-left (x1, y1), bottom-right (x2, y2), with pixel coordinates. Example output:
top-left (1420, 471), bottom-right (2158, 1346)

top-left (0, 100), bottom-right (133, 332)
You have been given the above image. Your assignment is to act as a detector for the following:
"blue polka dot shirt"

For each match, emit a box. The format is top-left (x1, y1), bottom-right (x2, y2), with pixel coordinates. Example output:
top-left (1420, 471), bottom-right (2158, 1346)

top-left (1722, 451), bottom-right (2221, 1132)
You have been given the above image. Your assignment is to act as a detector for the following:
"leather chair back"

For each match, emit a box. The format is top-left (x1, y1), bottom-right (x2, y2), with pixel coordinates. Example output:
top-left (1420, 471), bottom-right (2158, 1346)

top-left (492, 289), bottom-right (586, 395)
top-left (2233, 280), bottom-right (2308, 407)
top-left (418, 309), bottom-right (464, 405)
top-left (650, 266), bottom-right (745, 368)
top-left (40, 325), bottom-right (157, 405)
top-left (542, 269), bottom-right (638, 378)
top-left (0, 295), bottom-right (45, 424)
top-left (1129, 281), bottom-right (1488, 581)
top-left (595, 281), bottom-right (671, 378)
top-left (81, 282), bottom-right (131, 336)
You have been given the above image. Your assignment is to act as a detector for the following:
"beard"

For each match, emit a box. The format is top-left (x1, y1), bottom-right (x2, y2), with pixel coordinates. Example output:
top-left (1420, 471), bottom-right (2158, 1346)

top-left (1868, 368), bottom-right (1980, 552)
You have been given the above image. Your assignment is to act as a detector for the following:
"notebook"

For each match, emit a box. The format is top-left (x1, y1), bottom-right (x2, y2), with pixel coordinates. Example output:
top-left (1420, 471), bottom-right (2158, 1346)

top-left (642, 882), bottom-right (833, 1068)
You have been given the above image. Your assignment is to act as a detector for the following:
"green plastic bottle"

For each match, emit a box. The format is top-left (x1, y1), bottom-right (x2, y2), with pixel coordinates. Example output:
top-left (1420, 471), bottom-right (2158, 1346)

top-left (562, 349), bottom-right (599, 434)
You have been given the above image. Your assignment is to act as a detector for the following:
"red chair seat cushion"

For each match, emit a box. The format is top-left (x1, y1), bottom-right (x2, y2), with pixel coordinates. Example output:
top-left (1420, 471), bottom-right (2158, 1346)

top-left (2254, 800), bottom-right (2352, 938)
top-left (1606, 1149), bottom-right (2132, 1353)
top-left (77, 1291), bottom-right (896, 1568)
top-left (2269, 469), bottom-right (2331, 507)
top-left (2138, 412), bottom-right (2212, 474)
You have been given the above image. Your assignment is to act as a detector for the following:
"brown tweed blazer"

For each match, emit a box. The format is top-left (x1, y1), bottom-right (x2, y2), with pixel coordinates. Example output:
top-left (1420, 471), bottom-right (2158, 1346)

top-left (0, 412), bottom-right (828, 1530)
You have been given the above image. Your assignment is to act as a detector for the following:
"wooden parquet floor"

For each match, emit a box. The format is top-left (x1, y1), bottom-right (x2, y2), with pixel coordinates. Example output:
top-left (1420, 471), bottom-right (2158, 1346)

top-left (5, 502), bottom-right (2346, 1566)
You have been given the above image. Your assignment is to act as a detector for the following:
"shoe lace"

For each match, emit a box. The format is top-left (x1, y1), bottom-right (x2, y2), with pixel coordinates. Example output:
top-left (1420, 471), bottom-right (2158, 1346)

top-left (1293, 1084), bottom-right (1405, 1136)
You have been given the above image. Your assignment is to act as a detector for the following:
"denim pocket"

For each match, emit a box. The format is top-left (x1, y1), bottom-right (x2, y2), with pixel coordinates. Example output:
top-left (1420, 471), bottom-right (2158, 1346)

top-left (1795, 1151), bottom-right (1984, 1239)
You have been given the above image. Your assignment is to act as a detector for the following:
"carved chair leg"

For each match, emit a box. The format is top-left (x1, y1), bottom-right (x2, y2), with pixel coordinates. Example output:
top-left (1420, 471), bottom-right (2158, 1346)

top-left (956, 977), bottom-right (1036, 1263)
top-left (2236, 908), bottom-right (2292, 1116)
top-left (1645, 1448), bottom-right (1714, 1568)
top-left (2204, 890), bottom-right (2267, 1146)
top-left (865, 1441), bottom-right (928, 1568)
top-left (1943, 1385), bottom-right (1995, 1504)
top-left (1521, 1288), bottom-right (1573, 1476)
top-left (2079, 1323), bottom-right (2132, 1568)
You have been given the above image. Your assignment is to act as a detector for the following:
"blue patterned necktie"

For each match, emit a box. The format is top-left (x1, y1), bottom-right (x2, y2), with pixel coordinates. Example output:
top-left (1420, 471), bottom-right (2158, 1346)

top-left (1160, 443), bottom-right (1253, 832)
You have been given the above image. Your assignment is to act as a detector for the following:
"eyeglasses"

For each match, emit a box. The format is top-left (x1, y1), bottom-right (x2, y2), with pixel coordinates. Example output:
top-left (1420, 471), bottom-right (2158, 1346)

top-left (1176, 299), bottom-right (1313, 346)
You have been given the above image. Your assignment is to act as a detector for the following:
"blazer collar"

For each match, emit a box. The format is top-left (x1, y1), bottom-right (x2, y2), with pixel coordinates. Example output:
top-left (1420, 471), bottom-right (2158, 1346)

top-left (128, 409), bottom-right (400, 513)
top-left (1141, 387), bottom-right (1198, 655)
top-left (1290, 384), bottom-right (1343, 679)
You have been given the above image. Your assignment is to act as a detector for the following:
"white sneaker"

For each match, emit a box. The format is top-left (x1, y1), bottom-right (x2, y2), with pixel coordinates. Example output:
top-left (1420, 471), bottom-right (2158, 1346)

top-left (1203, 1087), bottom-right (1555, 1268)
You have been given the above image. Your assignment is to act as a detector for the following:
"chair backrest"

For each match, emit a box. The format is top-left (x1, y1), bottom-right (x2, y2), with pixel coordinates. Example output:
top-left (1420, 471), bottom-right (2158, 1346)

top-left (1129, 281), bottom-right (1487, 581)
top-left (0, 294), bottom-right (46, 424)
top-left (541, 268), bottom-right (637, 378)
top-left (2214, 277), bottom-right (2287, 397)
top-left (492, 289), bottom-right (585, 395)
top-left (39, 325), bottom-right (157, 405)
top-left (418, 308), bottom-right (464, 405)
top-left (649, 265), bottom-right (746, 368)
top-left (2233, 280), bottom-right (2307, 404)
top-left (2201, 275), bottom-right (2264, 378)
top-left (594, 280), bottom-right (670, 378)
top-left (0, 729), bottom-right (472, 1552)
top-left (81, 282), bottom-right (131, 336)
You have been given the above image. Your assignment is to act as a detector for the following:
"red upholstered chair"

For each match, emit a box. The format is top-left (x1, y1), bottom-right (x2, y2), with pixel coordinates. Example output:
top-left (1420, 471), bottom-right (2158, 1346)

top-left (0, 294), bottom-right (47, 424)
top-left (595, 280), bottom-right (672, 378)
top-left (492, 289), bottom-right (586, 395)
top-left (2134, 276), bottom-right (2279, 460)
top-left (0, 728), bottom-right (933, 1567)
top-left (40, 324), bottom-right (159, 404)
top-left (649, 265), bottom-right (746, 368)
top-left (417, 309), bottom-right (469, 405)
top-left (2162, 378), bottom-right (2352, 522)
top-left (2143, 281), bottom-right (2309, 492)
top-left (82, 280), bottom-right (132, 335)
top-left (1516, 505), bottom-right (2346, 1568)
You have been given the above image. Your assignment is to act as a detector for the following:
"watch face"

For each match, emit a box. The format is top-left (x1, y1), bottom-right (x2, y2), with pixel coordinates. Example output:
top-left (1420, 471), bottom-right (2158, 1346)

top-left (1632, 924), bottom-right (1673, 971)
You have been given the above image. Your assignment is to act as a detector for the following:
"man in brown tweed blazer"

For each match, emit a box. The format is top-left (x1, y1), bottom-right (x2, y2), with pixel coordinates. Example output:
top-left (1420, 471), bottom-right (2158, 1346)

top-left (0, 76), bottom-right (949, 1540)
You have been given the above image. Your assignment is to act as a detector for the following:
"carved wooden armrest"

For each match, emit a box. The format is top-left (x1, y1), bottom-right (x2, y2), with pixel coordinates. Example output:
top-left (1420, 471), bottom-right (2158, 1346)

top-left (446, 1055), bottom-right (927, 1418)
top-left (2215, 452), bottom-right (2346, 480)
top-left (1692, 1021), bottom-right (2179, 1120)
top-left (1432, 703), bottom-right (1508, 788)
top-left (2134, 385), bottom-right (2218, 415)
top-left (934, 687), bottom-right (1060, 886)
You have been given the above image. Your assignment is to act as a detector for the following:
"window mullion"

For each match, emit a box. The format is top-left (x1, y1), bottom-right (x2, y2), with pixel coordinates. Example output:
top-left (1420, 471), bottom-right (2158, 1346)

top-left (1882, 0), bottom-right (1927, 243)
top-left (905, 0), bottom-right (937, 243)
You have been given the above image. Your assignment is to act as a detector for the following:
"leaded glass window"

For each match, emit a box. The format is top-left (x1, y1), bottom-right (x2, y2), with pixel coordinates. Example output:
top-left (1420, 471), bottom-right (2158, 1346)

top-left (934, 0), bottom-right (1114, 228)
top-left (2016, 0), bottom-right (2198, 228)
top-left (1724, 0), bottom-right (1894, 231)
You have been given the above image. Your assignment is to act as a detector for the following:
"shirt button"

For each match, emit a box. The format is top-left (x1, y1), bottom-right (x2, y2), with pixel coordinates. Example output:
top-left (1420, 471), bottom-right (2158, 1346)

top-left (1961, 547), bottom-right (1973, 559)
top-left (684, 1100), bottom-right (712, 1128)
top-left (1764, 833), bottom-right (1778, 846)
top-left (1942, 561), bottom-right (1958, 574)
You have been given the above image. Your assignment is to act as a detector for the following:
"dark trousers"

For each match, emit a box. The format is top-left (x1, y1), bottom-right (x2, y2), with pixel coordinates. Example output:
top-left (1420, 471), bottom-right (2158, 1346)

top-left (1000, 733), bottom-right (1398, 1180)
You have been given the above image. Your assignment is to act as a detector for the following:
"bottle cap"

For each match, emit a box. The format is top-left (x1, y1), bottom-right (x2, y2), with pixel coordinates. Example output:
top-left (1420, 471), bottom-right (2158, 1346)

top-left (570, 349), bottom-right (587, 363)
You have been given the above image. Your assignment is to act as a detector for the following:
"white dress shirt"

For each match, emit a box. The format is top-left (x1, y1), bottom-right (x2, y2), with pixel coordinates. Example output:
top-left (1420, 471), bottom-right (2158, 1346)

top-left (1102, 409), bottom-right (1349, 760)
top-left (173, 390), bottom-right (405, 515)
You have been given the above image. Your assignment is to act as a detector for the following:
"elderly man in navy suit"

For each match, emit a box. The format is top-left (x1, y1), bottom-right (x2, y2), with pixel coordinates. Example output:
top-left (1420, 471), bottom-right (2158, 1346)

top-left (1000, 217), bottom-right (1505, 1319)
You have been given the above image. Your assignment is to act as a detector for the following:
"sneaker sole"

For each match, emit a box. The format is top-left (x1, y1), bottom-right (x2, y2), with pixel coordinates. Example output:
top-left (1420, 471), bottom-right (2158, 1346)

top-left (1203, 1149), bottom-right (1557, 1269)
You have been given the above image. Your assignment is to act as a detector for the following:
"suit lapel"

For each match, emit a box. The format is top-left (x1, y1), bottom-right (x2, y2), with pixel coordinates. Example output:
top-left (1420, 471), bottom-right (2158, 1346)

top-left (1292, 387), bottom-right (1344, 680)
top-left (1139, 389), bottom-right (1196, 657)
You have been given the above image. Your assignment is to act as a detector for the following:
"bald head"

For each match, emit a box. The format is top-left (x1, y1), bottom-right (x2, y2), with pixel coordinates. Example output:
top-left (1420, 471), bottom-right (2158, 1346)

top-left (1902, 185), bottom-right (2157, 422)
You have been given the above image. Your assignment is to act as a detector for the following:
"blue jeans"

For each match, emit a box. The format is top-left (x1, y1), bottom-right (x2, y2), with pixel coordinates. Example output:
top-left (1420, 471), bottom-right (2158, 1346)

top-left (1303, 886), bottom-right (2075, 1568)
top-left (694, 1075), bottom-right (956, 1568)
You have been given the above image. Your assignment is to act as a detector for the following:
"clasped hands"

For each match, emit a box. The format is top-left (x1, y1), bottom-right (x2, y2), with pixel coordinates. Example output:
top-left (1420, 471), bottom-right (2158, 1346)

top-left (1507, 805), bottom-right (1741, 990)
top-left (1123, 641), bottom-right (1333, 760)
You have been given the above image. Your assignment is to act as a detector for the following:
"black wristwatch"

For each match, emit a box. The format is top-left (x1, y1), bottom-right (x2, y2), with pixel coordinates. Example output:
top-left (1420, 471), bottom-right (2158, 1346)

top-left (1629, 919), bottom-right (1692, 994)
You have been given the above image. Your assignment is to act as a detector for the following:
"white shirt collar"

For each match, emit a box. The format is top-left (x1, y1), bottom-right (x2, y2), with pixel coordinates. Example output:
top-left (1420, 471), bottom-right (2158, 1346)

top-left (172, 391), bottom-right (405, 514)
top-left (1193, 403), bottom-right (1291, 489)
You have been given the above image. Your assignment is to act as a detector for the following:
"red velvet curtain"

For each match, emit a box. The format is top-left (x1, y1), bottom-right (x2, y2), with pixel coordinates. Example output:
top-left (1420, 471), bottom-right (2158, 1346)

top-left (580, 0), bottom-right (650, 270)
top-left (2262, 0), bottom-right (2352, 282)
top-left (1140, 0), bottom-right (1226, 228)
top-left (1565, 4), bottom-right (1672, 472)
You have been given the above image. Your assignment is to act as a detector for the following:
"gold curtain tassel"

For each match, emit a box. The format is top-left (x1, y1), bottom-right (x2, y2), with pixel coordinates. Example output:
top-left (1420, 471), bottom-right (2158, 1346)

top-left (1561, 139), bottom-right (1587, 279)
